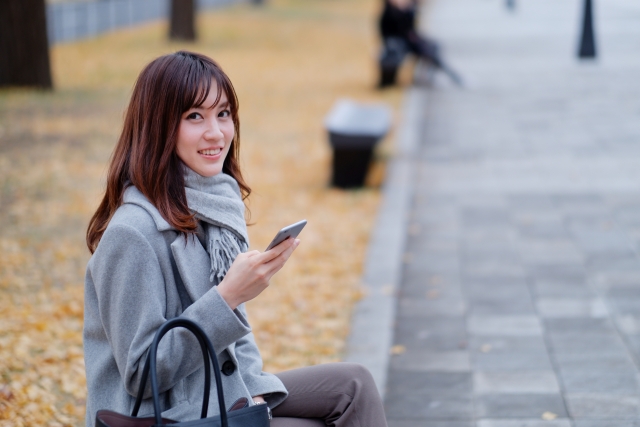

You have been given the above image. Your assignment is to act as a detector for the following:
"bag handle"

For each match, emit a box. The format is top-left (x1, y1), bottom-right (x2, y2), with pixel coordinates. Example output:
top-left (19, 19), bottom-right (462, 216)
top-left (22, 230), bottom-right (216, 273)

top-left (131, 319), bottom-right (212, 420)
top-left (131, 318), bottom-right (229, 427)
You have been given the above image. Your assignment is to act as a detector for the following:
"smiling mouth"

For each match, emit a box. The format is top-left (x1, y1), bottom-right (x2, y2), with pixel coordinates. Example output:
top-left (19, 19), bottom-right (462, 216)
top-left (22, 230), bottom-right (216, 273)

top-left (199, 148), bottom-right (222, 155)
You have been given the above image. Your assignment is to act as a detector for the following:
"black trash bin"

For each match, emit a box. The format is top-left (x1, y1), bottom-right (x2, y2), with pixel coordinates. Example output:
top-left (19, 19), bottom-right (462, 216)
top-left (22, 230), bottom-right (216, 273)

top-left (325, 100), bottom-right (392, 189)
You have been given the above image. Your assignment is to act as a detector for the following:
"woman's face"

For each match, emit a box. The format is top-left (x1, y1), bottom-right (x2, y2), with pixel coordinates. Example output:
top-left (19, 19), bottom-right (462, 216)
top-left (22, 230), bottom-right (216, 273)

top-left (176, 80), bottom-right (234, 177)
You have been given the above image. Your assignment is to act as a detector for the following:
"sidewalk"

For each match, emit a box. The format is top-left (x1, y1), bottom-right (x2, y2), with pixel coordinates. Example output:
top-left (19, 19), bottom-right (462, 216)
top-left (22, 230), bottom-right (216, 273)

top-left (381, 0), bottom-right (640, 425)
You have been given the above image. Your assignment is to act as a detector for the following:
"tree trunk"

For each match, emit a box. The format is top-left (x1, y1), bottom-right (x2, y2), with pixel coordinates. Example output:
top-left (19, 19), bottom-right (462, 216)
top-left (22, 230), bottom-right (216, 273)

top-left (0, 0), bottom-right (53, 89)
top-left (169, 0), bottom-right (197, 41)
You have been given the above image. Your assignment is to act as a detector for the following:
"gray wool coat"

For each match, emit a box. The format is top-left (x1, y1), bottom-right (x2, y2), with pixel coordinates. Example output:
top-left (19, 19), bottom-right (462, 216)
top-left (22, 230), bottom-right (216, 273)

top-left (83, 186), bottom-right (287, 426)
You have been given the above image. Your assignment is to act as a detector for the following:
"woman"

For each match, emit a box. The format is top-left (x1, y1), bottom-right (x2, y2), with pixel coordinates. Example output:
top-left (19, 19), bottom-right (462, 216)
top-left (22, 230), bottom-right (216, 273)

top-left (83, 51), bottom-right (388, 427)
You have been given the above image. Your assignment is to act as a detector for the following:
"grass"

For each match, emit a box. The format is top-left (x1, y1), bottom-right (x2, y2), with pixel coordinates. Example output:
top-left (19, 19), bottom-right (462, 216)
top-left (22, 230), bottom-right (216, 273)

top-left (0, 0), bottom-right (408, 424)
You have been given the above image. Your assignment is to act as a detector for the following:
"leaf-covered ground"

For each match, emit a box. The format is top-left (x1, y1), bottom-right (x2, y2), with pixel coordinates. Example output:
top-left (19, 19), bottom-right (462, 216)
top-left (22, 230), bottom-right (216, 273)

top-left (0, 0), bottom-right (408, 425)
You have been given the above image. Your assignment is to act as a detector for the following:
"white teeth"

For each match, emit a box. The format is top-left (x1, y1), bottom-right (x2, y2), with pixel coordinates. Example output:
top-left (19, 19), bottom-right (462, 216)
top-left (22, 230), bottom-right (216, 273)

top-left (200, 148), bottom-right (221, 155)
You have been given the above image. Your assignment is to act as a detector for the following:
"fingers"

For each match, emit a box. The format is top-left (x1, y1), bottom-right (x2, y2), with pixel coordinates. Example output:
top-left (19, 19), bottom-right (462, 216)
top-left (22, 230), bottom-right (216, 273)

top-left (235, 250), bottom-right (260, 261)
top-left (240, 238), bottom-right (299, 282)
top-left (219, 239), bottom-right (300, 308)
top-left (280, 238), bottom-right (299, 260)
top-left (260, 237), bottom-right (296, 262)
top-left (250, 240), bottom-right (298, 283)
top-left (264, 239), bottom-right (299, 273)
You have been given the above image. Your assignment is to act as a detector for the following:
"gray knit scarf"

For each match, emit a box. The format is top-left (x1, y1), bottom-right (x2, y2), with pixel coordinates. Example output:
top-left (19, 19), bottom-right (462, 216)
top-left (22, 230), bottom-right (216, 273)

top-left (183, 167), bottom-right (249, 283)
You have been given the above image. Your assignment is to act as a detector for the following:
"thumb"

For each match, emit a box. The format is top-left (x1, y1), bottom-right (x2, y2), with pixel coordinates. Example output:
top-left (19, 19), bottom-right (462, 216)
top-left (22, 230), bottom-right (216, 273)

top-left (245, 250), bottom-right (261, 258)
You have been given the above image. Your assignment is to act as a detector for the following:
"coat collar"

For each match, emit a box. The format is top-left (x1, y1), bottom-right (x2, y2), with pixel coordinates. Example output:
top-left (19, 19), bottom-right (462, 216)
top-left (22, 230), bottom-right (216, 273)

top-left (122, 185), bottom-right (218, 304)
top-left (122, 185), bottom-right (173, 231)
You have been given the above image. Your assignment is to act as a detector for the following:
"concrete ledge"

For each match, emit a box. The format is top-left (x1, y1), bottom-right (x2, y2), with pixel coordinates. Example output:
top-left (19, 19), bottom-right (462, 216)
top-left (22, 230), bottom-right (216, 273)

top-left (344, 87), bottom-right (426, 398)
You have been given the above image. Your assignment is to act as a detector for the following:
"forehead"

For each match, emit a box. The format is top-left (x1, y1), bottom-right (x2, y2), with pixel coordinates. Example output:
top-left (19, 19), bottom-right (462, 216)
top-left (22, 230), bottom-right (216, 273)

top-left (197, 79), bottom-right (229, 109)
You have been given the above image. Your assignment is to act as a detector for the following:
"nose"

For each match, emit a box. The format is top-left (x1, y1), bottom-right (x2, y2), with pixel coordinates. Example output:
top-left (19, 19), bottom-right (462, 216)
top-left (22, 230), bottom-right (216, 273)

top-left (204, 117), bottom-right (224, 141)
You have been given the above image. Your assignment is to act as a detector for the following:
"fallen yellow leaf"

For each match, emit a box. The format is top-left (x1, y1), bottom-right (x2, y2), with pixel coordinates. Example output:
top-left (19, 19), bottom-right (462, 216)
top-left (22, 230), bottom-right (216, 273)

top-left (480, 344), bottom-right (492, 353)
top-left (390, 345), bottom-right (407, 355)
top-left (426, 289), bottom-right (440, 299)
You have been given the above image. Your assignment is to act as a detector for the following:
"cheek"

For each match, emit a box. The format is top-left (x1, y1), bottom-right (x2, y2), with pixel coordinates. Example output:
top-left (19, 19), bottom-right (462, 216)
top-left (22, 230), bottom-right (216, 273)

top-left (176, 130), bottom-right (199, 161)
top-left (176, 129), bottom-right (198, 151)
top-left (175, 135), bottom-right (186, 159)
top-left (175, 144), bottom-right (188, 166)
top-left (223, 122), bottom-right (235, 141)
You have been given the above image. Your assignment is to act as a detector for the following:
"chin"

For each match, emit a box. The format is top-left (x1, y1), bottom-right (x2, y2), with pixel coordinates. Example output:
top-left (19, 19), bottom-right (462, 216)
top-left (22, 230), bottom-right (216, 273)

top-left (200, 168), bottom-right (223, 177)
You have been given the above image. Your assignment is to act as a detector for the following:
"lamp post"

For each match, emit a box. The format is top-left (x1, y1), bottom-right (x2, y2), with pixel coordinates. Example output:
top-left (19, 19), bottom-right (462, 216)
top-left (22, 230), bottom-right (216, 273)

top-left (578, 0), bottom-right (596, 58)
top-left (505, 0), bottom-right (515, 11)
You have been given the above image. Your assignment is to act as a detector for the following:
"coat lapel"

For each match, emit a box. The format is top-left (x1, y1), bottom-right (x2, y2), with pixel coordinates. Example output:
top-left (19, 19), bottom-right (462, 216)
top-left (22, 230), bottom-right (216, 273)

top-left (170, 233), bottom-right (213, 303)
top-left (171, 234), bottom-right (239, 363)
top-left (227, 341), bottom-right (238, 364)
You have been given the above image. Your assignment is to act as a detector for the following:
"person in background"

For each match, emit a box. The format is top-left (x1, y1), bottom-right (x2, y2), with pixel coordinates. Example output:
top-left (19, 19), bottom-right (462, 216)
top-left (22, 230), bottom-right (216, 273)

top-left (379, 0), bottom-right (462, 85)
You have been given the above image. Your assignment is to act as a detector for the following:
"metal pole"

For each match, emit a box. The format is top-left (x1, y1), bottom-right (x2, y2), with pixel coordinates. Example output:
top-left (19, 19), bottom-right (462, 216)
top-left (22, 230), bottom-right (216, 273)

top-left (578, 0), bottom-right (596, 58)
top-left (505, 0), bottom-right (515, 11)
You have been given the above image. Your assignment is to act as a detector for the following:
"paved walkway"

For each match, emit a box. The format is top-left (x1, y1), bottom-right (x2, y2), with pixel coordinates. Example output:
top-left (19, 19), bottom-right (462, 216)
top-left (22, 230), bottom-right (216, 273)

top-left (384, 1), bottom-right (640, 426)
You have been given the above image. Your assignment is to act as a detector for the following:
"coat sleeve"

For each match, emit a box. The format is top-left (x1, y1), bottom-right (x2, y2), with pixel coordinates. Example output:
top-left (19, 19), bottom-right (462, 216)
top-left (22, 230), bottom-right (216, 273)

top-left (233, 304), bottom-right (288, 408)
top-left (89, 222), bottom-right (252, 399)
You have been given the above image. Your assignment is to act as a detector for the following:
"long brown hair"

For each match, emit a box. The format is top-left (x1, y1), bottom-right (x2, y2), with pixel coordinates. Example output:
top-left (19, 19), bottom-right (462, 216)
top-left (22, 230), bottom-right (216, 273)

top-left (86, 51), bottom-right (250, 253)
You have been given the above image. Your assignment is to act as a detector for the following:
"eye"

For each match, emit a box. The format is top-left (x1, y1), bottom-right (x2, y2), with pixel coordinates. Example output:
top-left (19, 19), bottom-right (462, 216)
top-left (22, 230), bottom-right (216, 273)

top-left (218, 109), bottom-right (231, 118)
top-left (186, 112), bottom-right (203, 120)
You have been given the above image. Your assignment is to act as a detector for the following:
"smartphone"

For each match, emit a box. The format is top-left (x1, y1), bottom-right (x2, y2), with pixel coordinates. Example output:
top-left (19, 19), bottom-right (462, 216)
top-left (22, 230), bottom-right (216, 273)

top-left (265, 220), bottom-right (307, 251)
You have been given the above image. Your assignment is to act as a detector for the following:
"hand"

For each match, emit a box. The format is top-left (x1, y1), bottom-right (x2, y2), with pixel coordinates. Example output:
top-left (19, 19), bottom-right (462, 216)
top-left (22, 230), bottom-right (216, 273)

top-left (252, 395), bottom-right (266, 404)
top-left (217, 238), bottom-right (299, 310)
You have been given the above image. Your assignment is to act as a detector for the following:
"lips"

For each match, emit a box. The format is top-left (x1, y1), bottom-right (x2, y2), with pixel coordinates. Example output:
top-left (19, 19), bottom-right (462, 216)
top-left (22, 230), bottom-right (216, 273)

top-left (199, 148), bottom-right (222, 155)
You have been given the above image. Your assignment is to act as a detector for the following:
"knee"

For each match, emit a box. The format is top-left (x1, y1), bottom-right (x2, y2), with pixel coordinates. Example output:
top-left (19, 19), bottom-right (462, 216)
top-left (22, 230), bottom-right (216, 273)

top-left (335, 363), bottom-right (377, 391)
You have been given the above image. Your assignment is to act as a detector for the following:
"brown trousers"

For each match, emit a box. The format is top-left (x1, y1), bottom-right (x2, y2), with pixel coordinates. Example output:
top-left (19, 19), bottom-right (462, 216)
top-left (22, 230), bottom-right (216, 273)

top-left (271, 363), bottom-right (388, 427)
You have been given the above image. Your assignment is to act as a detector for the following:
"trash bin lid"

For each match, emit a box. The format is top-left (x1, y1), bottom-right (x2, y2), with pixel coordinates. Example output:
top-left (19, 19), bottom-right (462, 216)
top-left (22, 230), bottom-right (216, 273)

top-left (324, 99), bottom-right (392, 137)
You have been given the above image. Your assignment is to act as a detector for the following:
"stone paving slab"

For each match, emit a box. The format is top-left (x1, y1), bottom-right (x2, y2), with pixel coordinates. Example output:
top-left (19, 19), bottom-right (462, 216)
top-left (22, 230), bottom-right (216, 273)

top-left (383, 0), bottom-right (640, 425)
top-left (478, 421), bottom-right (572, 427)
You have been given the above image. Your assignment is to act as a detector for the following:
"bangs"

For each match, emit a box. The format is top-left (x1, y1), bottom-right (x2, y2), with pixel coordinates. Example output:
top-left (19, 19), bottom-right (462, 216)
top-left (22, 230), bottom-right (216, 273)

top-left (180, 57), bottom-right (229, 112)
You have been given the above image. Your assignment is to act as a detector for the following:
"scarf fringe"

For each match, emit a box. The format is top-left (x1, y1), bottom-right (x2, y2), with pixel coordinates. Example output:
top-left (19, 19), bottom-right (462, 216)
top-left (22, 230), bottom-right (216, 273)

top-left (208, 228), bottom-right (247, 282)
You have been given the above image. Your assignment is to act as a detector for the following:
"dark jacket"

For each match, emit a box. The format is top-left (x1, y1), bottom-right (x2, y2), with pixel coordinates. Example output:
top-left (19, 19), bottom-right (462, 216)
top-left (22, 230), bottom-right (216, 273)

top-left (379, 0), bottom-right (417, 40)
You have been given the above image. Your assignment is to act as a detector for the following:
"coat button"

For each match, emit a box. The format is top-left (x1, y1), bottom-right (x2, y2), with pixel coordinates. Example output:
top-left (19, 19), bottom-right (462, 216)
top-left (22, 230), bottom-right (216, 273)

top-left (221, 361), bottom-right (236, 376)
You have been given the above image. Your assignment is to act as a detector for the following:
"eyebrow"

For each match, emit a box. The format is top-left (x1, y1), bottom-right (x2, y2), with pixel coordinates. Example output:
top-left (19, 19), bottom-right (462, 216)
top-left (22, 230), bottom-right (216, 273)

top-left (196, 100), bottom-right (229, 111)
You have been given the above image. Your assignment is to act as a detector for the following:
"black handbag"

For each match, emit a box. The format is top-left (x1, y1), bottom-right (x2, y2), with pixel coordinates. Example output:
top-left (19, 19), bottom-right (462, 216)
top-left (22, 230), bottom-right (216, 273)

top-left (95, 318), bottom-right (270, 427)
